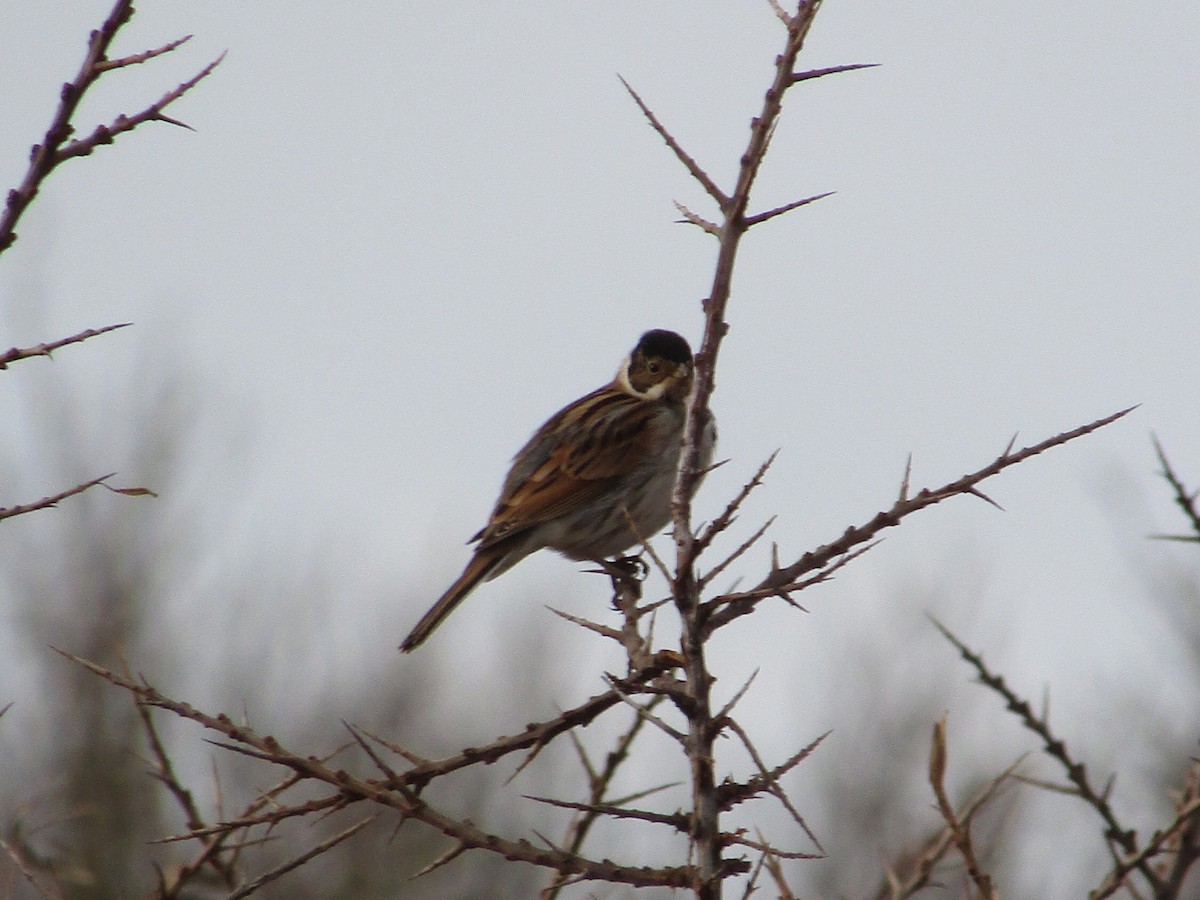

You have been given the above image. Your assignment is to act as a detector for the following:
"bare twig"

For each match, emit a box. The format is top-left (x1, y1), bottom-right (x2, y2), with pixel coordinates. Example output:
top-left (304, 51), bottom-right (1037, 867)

top-left (154, 795), bottom-right (345, 844)
top-left (724, 832), bottom-right (820, 861)
top-left (127, 657), bottom-right (240, 895)
top-left (694, 451), bottom-right (779, 556)
top-left (699, 516), bottom-right (777, 591)
top-left (619, 76), bottom-right (728, 210)
top-left (0, 323), bottom-right (131, 369)
top-left (525, 794), bottom-right (688, 831)
top-left (1, 474), bottom-right (115, 522)
top-left (713, 670), bottom-right (758, 722)
top-left (1091, 797), bottom-right (1200, 899)
top-left (717, 730), bottom-right (830, 812)
top-left (542, 703), bottom-right (665, 899)
top-left (651, 6), bottom-right (848, 893)
top-left (0, 0), bottom-right (222, 254)
top-left (1150, 436), bottom-right (1200, 542)
top-left (55, 649), bottom-right (697, 889)
top-left (1157, 760), bottom-right (1200, 898)
top-left (674, 200), bottom-right (722, 237)
top-left (743, 190), bottom-right (834, 228)
top-left (704, 407), bottom-right (1136, 633)
top-left (757, 834), bottom-right (799, 899)
top-left (54, 52), bottom-right (226, 162)
top-left (95, 34), bottom-right (192, 72)
top-left (705, 540), bottom-right (876, 616)
top-left (928, 717), bottom-right (997, 898)
top-left (932, 619), bottom-right (1160, 892)
top-left (723, 718), bottom-right (824, 856)
top-left (226, 816), bottom-right (375, 900)
top-left (875, 756), bottom-right (1022, 900)
top-left (410, 840), bottom-right (469, 880)
top-left (604, 675), bottom-right (687, 743)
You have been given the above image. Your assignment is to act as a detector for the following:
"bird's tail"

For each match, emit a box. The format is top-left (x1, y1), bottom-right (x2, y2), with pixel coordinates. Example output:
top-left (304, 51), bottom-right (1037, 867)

top-left (400, 550), bottom-right (500, 652)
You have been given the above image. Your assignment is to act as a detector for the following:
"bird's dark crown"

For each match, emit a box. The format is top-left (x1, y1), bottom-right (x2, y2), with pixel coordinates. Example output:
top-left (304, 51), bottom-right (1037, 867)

top-left (636, 329), bottom-right (692, 364)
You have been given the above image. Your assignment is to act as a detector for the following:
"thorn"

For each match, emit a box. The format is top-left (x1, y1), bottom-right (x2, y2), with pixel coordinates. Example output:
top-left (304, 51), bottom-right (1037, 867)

top-left (744, 190), bottom-right (835, 228)
top-left (790, 62), bottom-right (881, 84)
top-left (153, 112), bottom-right (195, 131)
top-left (966, 486), bottom-right (1004, 511)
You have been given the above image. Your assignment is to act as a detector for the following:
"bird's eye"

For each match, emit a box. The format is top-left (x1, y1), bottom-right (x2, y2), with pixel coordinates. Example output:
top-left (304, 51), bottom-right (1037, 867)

top-left (647, 361), bottom-right (661, 375)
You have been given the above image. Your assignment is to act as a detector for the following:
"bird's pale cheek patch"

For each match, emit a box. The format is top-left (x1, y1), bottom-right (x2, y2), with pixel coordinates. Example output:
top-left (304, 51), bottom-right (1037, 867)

top-left (638, 381), bottom-right (669, 400)
top-left (615, 355), bottom-right (636, 395)
top-left (621, 371), bottom-right (668, 401)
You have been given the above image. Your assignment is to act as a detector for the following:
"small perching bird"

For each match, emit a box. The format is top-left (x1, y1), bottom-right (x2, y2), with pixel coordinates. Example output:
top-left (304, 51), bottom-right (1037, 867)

top-left (400, 329), bottom-right (717, 652)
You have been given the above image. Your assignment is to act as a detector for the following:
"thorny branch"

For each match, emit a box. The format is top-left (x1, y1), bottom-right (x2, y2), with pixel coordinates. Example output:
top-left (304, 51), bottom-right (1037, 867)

top-left (627, 2), bottom-right (857, 894)
top-left (702, 406), bottom-right (1136, 634)
top-left (0, 2), bottom-right (215, 527)
top-left (541, 702), bottom-right (669, 899)
top-left (1091, 797), bottom-right (1200, 899)
top-left (1152, 436), bottom-right (1200, 543)
top-left (0, 473), bottom-right (155, 523)
top-left (932, 620), bottom-right (1161, 889)
top-left (0, 323), bottom-right (131, 370)
top-left (30, 2), bottom-right (1155, 898)
top-left (57, 649), bottom-right (699, 891)
top-left (0, 324), bottom-right (147, 521)
top-left (0, 0), bottom-right (223, 256)
top-left (225, 817), bottom-right (376, 900)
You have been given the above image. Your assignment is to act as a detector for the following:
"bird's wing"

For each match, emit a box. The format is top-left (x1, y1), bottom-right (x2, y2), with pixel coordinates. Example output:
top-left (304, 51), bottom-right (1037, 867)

top-left (474, 387), bottom-right (666, 548)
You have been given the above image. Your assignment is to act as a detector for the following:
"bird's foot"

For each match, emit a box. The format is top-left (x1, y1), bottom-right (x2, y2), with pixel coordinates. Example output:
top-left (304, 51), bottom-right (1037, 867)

top-left (602, 555), bottom-right (648, 582)
top-left (591, 556), bottom-right (645, 611)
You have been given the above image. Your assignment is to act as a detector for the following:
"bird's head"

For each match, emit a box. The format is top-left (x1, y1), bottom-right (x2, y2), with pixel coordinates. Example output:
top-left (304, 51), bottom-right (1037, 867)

top-left (617, 329), bottom-right (695, 402)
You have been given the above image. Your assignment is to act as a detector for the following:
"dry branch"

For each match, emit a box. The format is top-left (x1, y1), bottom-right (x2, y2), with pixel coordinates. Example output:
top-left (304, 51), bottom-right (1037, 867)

top-left (542, 702), bottom-right (671, 899)
top-left (1091, 797), bottom-right (1200, 899)
top-left (1151, 437), bottom-right (1200, 543)
top-left (129, 665), bottom-right (242, 896)
top-left (0, 472), bottom-right (157, 524)
top-left (694, 451), bottom-right (778, 557)
top-left (652, 4), bottom-right (851, 894)
top-left (226, 816), bottom-right (375, 900)
top-left (55, 649), bottom-right (697, 890)
top-left (0, 323), bottom-right (131, 369)
top-left (716, 730), bottom-right (829, 814)
top-left (54, 52), bottom-right (225, 162)
top-left (723, 718), bottom-right (823, 856)
top-left (525, 795), bottom-right (688, 831)
top-left (932, 620), bottom-right (1160, 891)
top-left (28, 2), bottom-right (1152, 897)
top-left (1, 474), bottom-right (111, 523)
top-left (875, 757), bottom-right (1021, 900)
top-left (928, 717), bottom-right (997, 898)
top-left (0, 0), bottom-right (222, 255)
top-left (703, 406), bottom-right (1136, 633)
top-left (619, 76), bottom-right (728, 210)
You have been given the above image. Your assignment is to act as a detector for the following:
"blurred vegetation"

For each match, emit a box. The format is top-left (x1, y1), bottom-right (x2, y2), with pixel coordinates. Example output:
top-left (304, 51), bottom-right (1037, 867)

top-left (2, 351), bottom-right (1198, 898)
top-left (3, 4), bottom-right (1197, 897)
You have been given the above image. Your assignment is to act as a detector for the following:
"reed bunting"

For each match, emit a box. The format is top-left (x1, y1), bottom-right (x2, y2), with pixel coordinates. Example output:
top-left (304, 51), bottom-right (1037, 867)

top-left (400, 329), bottom-right (717, 651)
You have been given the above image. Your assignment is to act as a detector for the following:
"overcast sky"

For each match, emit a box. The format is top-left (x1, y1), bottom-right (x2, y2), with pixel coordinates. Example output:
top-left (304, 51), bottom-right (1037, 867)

top-left (2, 2), bottom-right (1198, 894)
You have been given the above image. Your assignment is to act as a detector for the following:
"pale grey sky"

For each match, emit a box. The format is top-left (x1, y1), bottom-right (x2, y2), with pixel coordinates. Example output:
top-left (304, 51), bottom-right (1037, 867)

top-left (2, 2), bottom-right (1198, 895)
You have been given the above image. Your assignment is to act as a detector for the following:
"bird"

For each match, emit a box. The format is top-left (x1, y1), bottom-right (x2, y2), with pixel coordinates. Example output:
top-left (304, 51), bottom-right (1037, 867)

top-left (400, 329), bottom-right (717, 652)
